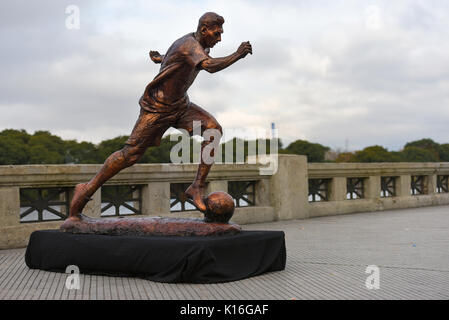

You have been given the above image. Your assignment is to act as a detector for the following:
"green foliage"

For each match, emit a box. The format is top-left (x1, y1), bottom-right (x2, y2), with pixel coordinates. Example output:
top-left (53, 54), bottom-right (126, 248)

top-left (0, 129), bottom-right (30, 165)
top-left (404, 138), bottom-right (441, 161)
top-left (282, 139), bottom-right (330, 162)
top-left (96, 136), bottom-right (129, 163)
top-left (390, 151), bottom-right (404, 161)
top-left (400, 146), bottom-right (439, 162)
top-left (64, 140), bottom-right (100, 164)
top-left (27, 131), bottom-right (66, 164)
top-left (335, 152), bottom-right (356, 163)
top-left (335, 140), bottom-right (448, 163)
top-left (140, 136), bottom-right (181, 163)
top-left (0, 129), bottom-right (102, 165)
top-left (352, 146), bottom-right (402, 163)
top-left (2, 128), bottom-right (449, 165)
top-left (439, 144), bottom-right (449, 162)
top-left (218, 138), bottom-right (281, 163)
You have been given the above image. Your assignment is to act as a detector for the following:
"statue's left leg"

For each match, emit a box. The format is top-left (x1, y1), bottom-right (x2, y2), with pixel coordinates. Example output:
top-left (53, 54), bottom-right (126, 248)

top-left (69, 109), bottom-right (171, 220)
top-left (175, 103), bottom-right (223, 212)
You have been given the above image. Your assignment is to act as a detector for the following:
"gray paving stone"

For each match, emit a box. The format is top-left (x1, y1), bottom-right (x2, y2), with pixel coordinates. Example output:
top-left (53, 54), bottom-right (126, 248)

top-left (1, 205), bottom-right (448, 299)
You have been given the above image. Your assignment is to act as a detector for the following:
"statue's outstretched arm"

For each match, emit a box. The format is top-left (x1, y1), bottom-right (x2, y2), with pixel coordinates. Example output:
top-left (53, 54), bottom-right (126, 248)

top-left (201, 41), bottom-right (252, 73)
top-left (149, 51), bottom-right (165, 64)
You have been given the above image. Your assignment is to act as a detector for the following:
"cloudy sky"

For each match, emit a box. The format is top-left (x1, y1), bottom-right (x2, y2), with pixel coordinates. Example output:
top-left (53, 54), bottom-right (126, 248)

top-left (1, 0), bottom-right (449, 151)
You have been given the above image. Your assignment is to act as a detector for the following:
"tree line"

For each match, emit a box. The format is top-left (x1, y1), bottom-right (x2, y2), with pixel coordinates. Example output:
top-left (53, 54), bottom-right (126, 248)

top-left (0, 129), bottom-right (279, 165)
top-left (332, 139), bottom-right (449, 163)
top-left (0, 129), bottom-right (448, 165)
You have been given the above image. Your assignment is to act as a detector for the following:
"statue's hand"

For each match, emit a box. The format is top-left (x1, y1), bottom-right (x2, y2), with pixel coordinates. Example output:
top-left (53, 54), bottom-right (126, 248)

top-left (237, 41), bottom-right (252, 59)
top-left (149, 51), bottom-right (163, 64)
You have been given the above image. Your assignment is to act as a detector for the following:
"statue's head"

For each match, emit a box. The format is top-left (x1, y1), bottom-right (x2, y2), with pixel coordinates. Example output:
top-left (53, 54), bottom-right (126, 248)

top-left (196, 12), bottom-right (224, 49)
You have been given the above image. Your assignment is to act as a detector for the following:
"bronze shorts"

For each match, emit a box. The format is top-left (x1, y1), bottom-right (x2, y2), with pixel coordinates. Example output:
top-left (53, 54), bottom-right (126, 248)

top-left (126, 102), bottom-right (221, 149)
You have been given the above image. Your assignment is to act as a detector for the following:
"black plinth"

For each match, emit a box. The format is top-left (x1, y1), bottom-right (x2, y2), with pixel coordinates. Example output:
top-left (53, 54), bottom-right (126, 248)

top-left (25, 230), bottom-right (286, 283)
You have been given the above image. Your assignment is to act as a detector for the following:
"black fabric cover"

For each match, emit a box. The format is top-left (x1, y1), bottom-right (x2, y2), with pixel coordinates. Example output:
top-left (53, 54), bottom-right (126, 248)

top-left (25, 230), bottom-right (286, 283)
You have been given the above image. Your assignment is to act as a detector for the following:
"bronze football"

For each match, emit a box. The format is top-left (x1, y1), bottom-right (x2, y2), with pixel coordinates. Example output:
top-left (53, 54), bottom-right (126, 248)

top-left (203, 191), bottom-right (235, 223)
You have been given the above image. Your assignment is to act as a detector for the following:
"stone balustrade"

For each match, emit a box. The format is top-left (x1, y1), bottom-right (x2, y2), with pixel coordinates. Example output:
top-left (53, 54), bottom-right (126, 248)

top-left (1, 155), bottom-right (449, 249)
top-left (307, 162), bottom-right (449, 217)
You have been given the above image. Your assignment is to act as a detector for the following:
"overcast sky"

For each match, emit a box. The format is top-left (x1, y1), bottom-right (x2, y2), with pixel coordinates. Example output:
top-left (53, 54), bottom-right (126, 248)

top-left (1, 0), bottom-right (449, 151)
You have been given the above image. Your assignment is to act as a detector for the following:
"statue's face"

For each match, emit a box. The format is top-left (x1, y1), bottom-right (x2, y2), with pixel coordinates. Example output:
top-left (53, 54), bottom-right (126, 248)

top-left (201, 25), bottom-right (223, 48)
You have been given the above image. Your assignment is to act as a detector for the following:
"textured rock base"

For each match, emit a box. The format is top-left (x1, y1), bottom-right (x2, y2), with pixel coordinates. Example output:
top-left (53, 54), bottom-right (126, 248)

top-left (60, 215), bottom-right (241, 237)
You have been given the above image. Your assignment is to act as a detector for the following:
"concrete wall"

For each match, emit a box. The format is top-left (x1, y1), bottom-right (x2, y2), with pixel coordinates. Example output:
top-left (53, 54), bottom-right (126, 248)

top-left (270, 155), bottom-right (308, 220)
top-left (1, 157), bottom-right (449, 249)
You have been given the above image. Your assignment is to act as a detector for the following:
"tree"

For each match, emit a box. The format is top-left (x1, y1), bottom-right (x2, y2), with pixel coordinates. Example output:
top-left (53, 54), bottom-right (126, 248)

top-left (400, 146), bottom-right (439, 162)
top-left (96, 136), bottom-right (130, 163)
top-left (141, 136), bottom-right (181, 163)
top-left (27, 131), bottom-right (67, 164)
top-left (352, 146), bottom-right (401, 163)
top-left (64, 140), bottom-right (100, 164)
top-left (439, 144), bottom-right (449, 162)
top-left (281, 139), bottom-right (330, 162)
top-left (404, 138), bottom-right (441, 161)
top-left (0, 129), bottom-right (73, 165)
top-left (216, 138), bottom-right (281, 163)
top-left (28, 144), bottom-right (64, 164)
top-left (0, 129), bottom-right (30, 165)
top-left (334, 152), bottom-right (356, 163)
top-left (3, 128), bottom-right (449, 165)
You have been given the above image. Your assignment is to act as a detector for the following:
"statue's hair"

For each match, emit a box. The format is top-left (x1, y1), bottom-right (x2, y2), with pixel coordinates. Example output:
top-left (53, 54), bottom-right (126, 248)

top-left (197, 12), bottom-right (224, 31)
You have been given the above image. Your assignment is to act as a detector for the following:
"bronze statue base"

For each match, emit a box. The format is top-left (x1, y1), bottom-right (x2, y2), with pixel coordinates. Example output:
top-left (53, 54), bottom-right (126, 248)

top-left (60, 215), bottom-right (241, 237)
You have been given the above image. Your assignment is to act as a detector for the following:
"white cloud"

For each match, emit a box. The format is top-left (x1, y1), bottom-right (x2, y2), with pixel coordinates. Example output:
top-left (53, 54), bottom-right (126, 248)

top-left (1, 0), bottom-right (449, 150)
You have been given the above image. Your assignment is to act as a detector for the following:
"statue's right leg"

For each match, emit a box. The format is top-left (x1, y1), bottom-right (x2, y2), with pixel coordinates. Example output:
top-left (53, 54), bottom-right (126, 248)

top-left (175, 103), bottom-right (223, 212)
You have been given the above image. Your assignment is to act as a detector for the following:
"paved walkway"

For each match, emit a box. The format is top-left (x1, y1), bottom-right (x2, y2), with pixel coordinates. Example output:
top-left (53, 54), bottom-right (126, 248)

top-left (1, 205), bottom-right (449, 300)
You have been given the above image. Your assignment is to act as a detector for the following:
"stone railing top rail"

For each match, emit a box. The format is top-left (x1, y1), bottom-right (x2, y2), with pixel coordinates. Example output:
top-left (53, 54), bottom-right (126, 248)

top-left (308, 162), bottom-right (449, 179)
top-left (0, 163), bottom-right (268, 188)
